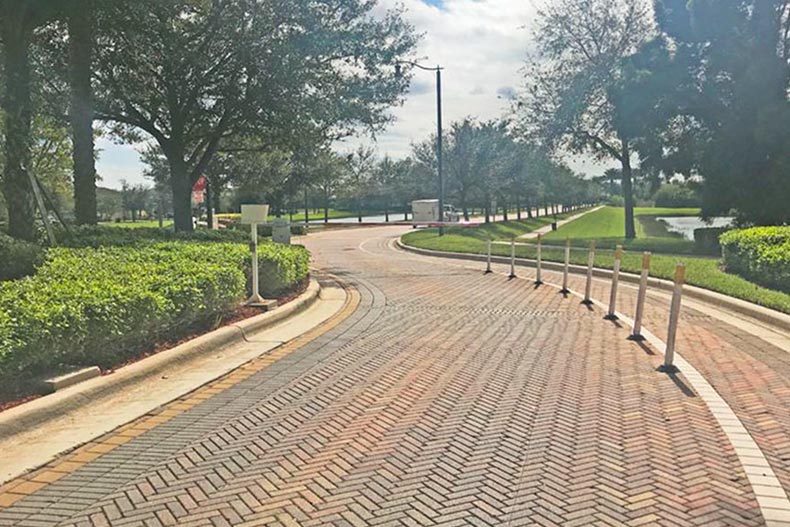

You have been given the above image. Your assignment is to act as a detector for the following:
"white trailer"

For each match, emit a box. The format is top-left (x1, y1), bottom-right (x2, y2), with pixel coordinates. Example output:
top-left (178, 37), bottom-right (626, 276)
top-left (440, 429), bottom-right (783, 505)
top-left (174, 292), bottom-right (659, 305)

top-left (411, 199), bottom-right (461, 227)
top-left (412, 199), bottom-right (440, 226)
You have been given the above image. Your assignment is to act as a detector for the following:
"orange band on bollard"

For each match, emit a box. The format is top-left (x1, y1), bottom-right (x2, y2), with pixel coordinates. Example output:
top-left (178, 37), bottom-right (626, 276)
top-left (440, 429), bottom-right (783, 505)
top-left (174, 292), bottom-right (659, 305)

top-left (675, 263), bottom-right (686, 285)
top-left (615, 245), bottom-right (623, 260)
top-left (642, 252), bottom-right (651, 270)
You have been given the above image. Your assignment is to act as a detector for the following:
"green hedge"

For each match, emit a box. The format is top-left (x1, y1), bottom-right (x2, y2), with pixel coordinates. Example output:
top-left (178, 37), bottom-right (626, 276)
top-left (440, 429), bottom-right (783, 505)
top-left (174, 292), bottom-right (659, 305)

top-left (0, 232), bottom-right (44, 281)
top-left (721, 227), bottom-right (790, 292)
top-left (0, 238), bottom-right (310, 398)
top-left (0, 242), bottom-right (247, 394)
top-left (255, 243), bottom-right (311, 296)
top-left (58, 225), bottom-right (251, 247)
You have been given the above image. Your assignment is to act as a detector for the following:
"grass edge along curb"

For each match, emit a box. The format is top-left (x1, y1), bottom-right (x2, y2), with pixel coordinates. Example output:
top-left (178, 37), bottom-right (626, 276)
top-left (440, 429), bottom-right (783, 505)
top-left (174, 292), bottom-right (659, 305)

top-left (397, 236), bottom-right (790, 324)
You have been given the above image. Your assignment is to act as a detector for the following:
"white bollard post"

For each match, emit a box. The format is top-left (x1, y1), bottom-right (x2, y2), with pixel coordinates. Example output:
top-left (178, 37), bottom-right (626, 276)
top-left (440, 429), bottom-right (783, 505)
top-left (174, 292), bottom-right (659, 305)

top-left (660, 263), bottom-right (686, 373)
top-left (509, 238), bottom-right (517, 279)
top-left (485, 238), bottom-right (493, 274)
top-left (246, 223), bottom-right (265, 305)
top-left (582, 241), bottom-right (596, 305)
top-left (629, 252), bottom-right (651, 341)
top-left (535, 234), bottom-right (543, 285)
top-left (561, 238), bottom-right (571, 294)
top-left (604, 245), bottom-right (623, 320)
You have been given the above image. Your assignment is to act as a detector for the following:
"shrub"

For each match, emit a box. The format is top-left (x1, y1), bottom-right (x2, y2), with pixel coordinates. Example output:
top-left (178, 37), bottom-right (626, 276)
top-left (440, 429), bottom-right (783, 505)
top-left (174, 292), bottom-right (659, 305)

top-left (59, 225), bottom-right (251, 247)
top-left (0, 232), bottom-right (44, 281)
top-left (653, 184), bottom-right (701, 208)
top-left (0, 242), bottom-right (248, 394)
top-left (721, 227), bottom-right (790, 292)
top-left (256, 243), bottom-right (311, 296)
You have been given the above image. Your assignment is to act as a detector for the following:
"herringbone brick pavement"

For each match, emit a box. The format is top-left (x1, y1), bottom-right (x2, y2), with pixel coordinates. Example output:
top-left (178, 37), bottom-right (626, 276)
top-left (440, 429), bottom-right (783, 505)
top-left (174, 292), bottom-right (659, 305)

top-left (0, 228), bottom-right (763, 526)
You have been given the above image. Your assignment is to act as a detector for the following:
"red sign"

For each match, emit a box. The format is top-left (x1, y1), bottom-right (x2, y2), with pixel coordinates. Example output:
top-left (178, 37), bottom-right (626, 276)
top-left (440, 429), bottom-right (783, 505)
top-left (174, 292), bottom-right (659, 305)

top-left (192, 175), bottom-right (208, 192)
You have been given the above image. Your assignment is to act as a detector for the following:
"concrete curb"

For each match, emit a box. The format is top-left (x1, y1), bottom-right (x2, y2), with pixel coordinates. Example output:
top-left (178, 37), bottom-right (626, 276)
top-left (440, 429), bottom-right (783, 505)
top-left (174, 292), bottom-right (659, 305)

top-left (396, 240), bottom-right (790, 334)
top-left (0, 279), bottom-right (321, 441)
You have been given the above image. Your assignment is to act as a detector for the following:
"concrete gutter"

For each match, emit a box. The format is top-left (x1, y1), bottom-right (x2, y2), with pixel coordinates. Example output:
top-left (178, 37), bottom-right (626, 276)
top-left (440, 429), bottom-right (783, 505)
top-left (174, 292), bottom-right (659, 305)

top-left (0, 279), bottom-right (321, 442)
top-left (397, 240), bottom-right (790, 334)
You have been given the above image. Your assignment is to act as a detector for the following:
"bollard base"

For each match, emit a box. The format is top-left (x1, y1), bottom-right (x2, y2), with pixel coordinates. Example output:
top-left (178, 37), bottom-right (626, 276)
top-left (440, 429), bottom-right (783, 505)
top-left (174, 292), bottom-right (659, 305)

top-left (484, 269), bottom-right (493, 275)
top-left (534, 280), bottom-right (543, 286)
top-left (627, 334), bottom-right (646, 342)
top-left (603, 314), bottom-right (619, 321)
top-left (657, 364), bottom-right (679, 374)
top-left (580, 299), bottom-right (594, 305)
top-left (509, 274), bottom-right (517, 280)
top-left (560, 288), bottom-right (570, 295)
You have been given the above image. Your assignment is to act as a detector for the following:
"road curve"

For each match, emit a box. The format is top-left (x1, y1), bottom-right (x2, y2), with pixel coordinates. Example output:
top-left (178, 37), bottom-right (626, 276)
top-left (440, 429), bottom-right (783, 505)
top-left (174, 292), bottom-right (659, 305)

top-left (0, 226), bottom-right (770, 526)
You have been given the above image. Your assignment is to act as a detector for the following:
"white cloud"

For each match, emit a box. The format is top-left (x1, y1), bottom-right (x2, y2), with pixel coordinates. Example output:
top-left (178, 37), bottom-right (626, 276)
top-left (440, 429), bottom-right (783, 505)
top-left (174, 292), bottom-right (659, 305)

top-left (339, 0), bottom-right (537, 158)
top-left (342, 0), bottom-right (615, 177)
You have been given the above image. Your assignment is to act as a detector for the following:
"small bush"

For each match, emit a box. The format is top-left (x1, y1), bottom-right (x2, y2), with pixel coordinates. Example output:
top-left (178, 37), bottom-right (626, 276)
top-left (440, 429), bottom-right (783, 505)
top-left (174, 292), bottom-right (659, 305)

top-left (721, 227), bottom-right (790, 292)
top-left (256, 243), bottom-right (311, 296)
top-left (0, 242), bottom-right (247, 393)
top-left (653, 184), bottom-right (701, 208)
top-left (0, 232), bottom-right (44, 281)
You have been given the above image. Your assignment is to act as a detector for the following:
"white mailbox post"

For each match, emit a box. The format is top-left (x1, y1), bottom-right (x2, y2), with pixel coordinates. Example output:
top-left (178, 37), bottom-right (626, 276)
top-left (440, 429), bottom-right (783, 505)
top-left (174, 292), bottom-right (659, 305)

top-left (241, 204), bottom-right (270, 305)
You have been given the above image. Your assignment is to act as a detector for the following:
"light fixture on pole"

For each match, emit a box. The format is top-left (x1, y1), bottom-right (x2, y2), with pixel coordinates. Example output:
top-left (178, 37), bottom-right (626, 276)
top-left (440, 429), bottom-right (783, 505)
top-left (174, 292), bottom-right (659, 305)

top-left (395, 60), bottom-right (445, 236)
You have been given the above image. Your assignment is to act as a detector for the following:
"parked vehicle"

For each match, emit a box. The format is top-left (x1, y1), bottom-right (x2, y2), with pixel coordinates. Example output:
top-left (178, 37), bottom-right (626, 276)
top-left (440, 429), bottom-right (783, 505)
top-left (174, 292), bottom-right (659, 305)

top-left (411, 200), bottom-right (461, 227)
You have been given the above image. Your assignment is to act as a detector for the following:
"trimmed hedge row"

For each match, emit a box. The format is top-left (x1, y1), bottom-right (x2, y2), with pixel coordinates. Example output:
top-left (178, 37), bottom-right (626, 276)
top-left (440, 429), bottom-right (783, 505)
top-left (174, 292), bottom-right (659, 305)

top-left (0, 242), bottom-right (247, 392)
top-left (0, 232), bottom-right (44, 281)
top-left (721, 227), bottom-right (790, 292)
top-left (0, 237), bottom-right (310, 397)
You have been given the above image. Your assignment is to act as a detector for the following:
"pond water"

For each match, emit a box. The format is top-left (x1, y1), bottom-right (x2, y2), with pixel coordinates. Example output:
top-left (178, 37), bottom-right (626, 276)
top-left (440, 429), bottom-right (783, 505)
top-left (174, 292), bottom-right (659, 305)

top-left (657, 216), bottom-right (734, 240)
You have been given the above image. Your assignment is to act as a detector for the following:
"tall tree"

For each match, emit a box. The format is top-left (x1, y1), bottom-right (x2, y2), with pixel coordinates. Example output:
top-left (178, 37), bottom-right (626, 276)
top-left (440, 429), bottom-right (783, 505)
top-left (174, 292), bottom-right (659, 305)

top-left (517, 0), bottom-right (653, 238)
top-left (342, 146), bottom-right (375, 223)
top-left (635, 0), bottom-right (790, 224)
top-left (94, 0), bottom-right (417, 232)
top-left (0, 1), bottom-right (57, 240)
top-left (66, 0), bottom-right (98, 225)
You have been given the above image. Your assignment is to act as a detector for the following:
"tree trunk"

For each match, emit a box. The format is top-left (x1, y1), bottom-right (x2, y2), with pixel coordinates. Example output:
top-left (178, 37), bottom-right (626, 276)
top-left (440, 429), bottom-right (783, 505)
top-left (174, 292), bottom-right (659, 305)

top-left (517, 195), bottom-right (522, 221)
top-left (206, 179), bottom-right (214, 229)
top-left (621, 139), bottom-right (636, 239)
top-left (324, 188), bottom-right (329, 224)
top-left (168, 155), bottom-right (193, 232)
top-left (357, 198), bottom-right (362, 223)
top-left (1, 16), bottom-right (36, 240)
top-left (68, 6), bottom-right (97, 225)
top-left (460, 192), bottom-right (469, 222)
top-left (502, 201), bottom-right (508, 222)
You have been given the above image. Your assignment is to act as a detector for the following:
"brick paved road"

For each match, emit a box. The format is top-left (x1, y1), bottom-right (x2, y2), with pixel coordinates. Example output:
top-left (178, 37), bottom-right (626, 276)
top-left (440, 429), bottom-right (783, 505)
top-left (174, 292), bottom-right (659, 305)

top-left (0, 227), bottom-right (770, 526)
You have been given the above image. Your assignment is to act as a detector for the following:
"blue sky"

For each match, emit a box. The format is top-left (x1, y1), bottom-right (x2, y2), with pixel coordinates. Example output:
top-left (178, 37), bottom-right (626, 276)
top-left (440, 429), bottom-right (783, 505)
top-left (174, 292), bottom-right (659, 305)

top-left (96, 0), bottom-right (606, 189)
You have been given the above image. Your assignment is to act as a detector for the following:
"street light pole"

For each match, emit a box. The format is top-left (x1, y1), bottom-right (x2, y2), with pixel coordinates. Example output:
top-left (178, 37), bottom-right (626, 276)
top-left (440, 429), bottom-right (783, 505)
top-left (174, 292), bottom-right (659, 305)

top-left (435, 66), bottom-right (444, 236)
top-left (396, 60), bottom-right (445, 235)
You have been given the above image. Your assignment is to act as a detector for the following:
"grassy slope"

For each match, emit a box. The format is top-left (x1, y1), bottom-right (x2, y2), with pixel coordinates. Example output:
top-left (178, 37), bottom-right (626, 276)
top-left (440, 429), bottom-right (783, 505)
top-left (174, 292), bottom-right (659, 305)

top-left (543, 206), bottom-right (700, 255)
top-left (402, 208), bottom-right (790, 314)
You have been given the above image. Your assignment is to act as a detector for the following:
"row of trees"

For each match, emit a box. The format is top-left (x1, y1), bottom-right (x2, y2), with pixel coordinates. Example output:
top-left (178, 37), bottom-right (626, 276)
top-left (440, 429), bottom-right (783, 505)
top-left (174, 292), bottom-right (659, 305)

top-left (519, 0), bottom-right (790, 237)
top-left (215, 117), bottom-right (600, 224)
top-left (1, 0), bottom-right (419, 239)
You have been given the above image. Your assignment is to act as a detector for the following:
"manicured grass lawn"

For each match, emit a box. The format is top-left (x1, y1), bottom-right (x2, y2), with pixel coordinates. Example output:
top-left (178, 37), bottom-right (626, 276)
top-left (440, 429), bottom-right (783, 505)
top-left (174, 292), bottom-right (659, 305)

top-left (543, 206), bottom-right (701, 255)
top-left (402, 210), bottom-right (790, 315)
